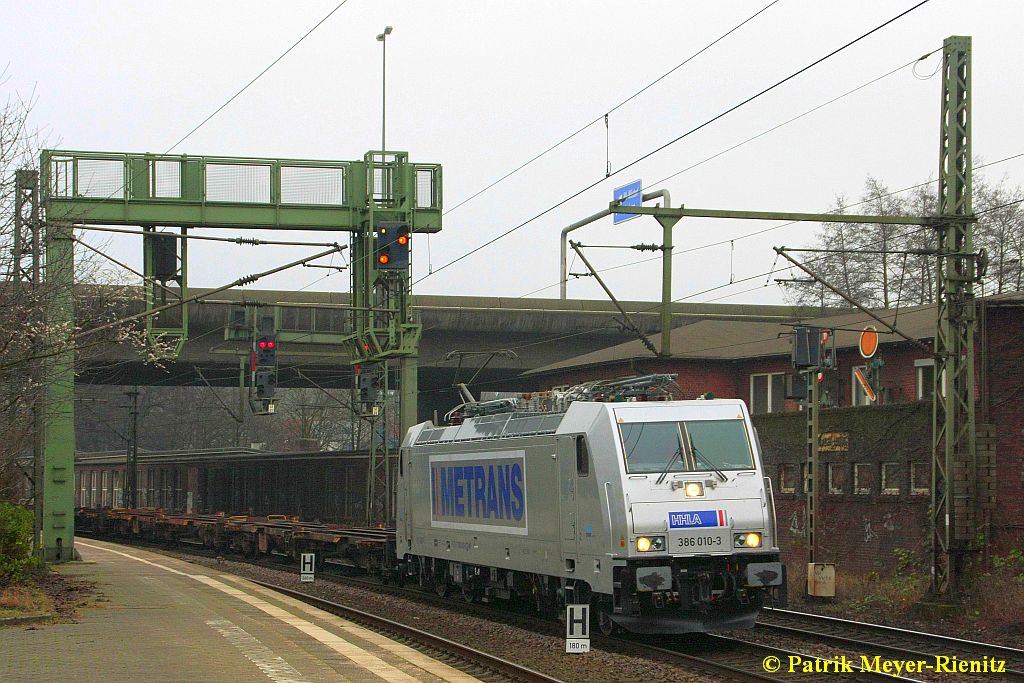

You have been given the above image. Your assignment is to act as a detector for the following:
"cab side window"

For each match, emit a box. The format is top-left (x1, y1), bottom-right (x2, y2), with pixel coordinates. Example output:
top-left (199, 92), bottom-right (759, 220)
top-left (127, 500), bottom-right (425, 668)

top-left (575, 435), bottom-right (590, 477)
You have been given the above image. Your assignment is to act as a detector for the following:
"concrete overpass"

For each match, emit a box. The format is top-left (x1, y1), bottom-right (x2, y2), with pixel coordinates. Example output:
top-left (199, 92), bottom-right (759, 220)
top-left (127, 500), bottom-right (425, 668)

top-left (80, 287), bottom-right (819, 420)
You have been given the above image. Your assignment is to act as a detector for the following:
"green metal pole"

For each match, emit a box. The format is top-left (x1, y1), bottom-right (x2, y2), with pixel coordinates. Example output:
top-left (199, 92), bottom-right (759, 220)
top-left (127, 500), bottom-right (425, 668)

top-left (660, 218), bottom-right (673, 356)
top-left (43, 222), bottom-right (76, 561)
top-left (806, 369), bottom-right (819, 572)
top-left (931, 35), bottom-right (975, 596)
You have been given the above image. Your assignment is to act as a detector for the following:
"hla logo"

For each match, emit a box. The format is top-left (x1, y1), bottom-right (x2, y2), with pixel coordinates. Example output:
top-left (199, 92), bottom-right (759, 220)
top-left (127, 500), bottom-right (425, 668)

top-left (669, 510), bottom-right (726, 529)
top-left (432, 461), bottom-right (525, 523)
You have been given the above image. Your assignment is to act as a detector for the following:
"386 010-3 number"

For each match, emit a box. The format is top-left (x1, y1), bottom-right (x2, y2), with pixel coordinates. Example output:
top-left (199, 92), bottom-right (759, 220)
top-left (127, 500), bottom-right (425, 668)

top-left (677, 535), bottom-right (723, 548)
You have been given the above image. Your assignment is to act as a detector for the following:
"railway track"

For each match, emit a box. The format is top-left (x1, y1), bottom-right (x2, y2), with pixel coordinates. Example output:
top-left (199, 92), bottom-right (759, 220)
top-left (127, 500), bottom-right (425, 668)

top-left (757, 607), bottom-right (1024, 678)
top-left (626, 633), bottom-right (927, 682)
top-left (249, 565), bottom-right (915, 682)
top-left (80, 534), bottom-right (1011, 682)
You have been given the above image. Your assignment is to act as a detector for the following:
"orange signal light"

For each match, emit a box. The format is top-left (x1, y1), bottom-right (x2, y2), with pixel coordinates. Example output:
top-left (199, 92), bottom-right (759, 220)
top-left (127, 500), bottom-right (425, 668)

top-left (397, 234), bottom-right (409, 245)
top-left (378, 253), bottom-right (390, 265)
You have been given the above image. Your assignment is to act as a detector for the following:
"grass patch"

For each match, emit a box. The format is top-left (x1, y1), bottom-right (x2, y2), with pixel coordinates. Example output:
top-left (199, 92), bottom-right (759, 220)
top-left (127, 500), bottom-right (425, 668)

top-left (0, 584), bottom-right (52, 619)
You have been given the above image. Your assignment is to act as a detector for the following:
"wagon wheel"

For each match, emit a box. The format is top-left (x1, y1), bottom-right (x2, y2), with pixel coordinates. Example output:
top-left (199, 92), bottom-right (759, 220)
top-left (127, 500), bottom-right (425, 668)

top-left (598, 609), bottom-right (617, 637)
top-left (434, 572), bottom-right (448, 598)
top-left (461, 583), bottom-right (480, 603)
top-left (530, 576), bottom-right (549, 615)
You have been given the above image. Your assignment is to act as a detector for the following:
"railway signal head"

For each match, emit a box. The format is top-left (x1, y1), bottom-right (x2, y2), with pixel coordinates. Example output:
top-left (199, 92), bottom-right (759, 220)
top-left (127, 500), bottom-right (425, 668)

top-left (374, 221), bottom-right (410, 271)
top-left (358, 363), bottom-right (381, 404)
top-left (255, 369), bottom-right (277, 399)
top-left (254, 334), bottom-right (277, 367)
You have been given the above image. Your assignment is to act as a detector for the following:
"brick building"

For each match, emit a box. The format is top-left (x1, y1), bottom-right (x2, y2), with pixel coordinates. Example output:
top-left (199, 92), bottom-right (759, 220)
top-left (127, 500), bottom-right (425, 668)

top-left (525, 293), bottom-right (1024, 574)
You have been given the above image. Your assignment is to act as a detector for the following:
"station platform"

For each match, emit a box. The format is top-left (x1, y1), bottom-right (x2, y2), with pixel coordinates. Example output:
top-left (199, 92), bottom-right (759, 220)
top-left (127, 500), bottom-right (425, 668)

top-left (1, 538), bottom-right (480, 683)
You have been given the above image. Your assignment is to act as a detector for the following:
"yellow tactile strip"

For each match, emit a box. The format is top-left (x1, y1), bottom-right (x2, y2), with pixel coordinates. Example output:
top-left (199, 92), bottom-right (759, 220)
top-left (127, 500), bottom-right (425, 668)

top-left (219, 574), bottom-right (481, 683)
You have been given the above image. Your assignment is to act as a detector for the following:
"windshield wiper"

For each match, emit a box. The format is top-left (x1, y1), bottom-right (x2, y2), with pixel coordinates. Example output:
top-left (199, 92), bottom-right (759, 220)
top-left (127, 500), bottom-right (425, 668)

top-left (654, 447), bottom-right (683, 485)
top-left (689, 435), bottom-right (728, 482)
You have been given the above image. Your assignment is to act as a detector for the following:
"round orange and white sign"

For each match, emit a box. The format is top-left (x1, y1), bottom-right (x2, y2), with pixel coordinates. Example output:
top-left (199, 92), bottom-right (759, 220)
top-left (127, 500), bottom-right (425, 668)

top-left (859, 326), bottom-right (879, 359)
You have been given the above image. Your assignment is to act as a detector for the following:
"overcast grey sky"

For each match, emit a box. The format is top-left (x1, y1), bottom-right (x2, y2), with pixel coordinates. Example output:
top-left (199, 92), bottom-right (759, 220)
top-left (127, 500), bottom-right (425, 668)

top-left (4, 1), bottom-right (1023, 305)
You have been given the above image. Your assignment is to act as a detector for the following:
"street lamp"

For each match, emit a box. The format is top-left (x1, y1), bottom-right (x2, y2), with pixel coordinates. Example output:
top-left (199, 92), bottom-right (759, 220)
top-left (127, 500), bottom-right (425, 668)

top-left (376, 25), bottom-right (393, 154)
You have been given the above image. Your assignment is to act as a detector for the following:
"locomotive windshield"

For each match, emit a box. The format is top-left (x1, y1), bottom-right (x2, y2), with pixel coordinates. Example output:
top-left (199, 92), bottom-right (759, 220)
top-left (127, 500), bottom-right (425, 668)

top-left (619, 419), bottom-right (754, 474)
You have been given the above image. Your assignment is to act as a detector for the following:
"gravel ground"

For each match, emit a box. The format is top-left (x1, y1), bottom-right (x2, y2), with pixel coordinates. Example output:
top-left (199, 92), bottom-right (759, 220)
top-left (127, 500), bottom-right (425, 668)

top-left (143, 546), bottom-right (707, 683)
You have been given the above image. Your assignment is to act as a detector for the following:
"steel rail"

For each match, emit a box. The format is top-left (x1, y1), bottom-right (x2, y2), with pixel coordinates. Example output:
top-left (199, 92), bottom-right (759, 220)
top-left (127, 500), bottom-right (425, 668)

top-left (624, 633), bottom-right (924, 683)
top-left (760, 607), bottom-right (1024, 676)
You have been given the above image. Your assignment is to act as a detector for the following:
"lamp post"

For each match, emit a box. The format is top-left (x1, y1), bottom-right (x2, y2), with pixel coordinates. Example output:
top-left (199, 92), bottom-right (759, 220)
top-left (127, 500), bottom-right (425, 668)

top-left (376, 25), bottom-right (393, 153)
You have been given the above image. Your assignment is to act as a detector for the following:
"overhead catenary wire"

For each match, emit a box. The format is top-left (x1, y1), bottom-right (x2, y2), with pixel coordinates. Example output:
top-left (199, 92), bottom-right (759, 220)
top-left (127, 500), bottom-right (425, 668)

top-left (75, 225), bottom-right (344, 249)
top-left (440, 0), bottom-right (782, 218)
top-left (415, 0), bottom-right (933, 286)
top-left (427, 222), bottom-right (937, 365)
top-left (547, 151), bottom-right (1024, 299)
top-left (49, 1), bottom-right (354, 228)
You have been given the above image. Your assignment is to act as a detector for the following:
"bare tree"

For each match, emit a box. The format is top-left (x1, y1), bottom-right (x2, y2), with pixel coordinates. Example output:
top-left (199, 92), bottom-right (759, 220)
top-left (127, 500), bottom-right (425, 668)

top-left (784, 169), bottom-right (1022, 310)
top-left (0, 68), bottom-right (166, 501)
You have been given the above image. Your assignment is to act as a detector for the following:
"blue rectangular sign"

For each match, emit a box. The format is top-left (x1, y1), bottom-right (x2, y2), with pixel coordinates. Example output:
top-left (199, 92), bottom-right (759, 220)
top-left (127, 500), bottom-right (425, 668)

top-left (429, 451), bottom-right (528, 535)
top-left (668, 509), bottom-right (726, 529)
top-left (613, 180), bottom-right (642, 225)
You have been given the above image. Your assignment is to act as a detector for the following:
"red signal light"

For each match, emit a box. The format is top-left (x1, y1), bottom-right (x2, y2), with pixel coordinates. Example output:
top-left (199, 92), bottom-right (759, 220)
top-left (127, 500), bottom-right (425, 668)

top-left (267, 341), bottom-right (275, 349)
top-left (259, 340), bottom-right (268, 349)
top-left (378, 253), bottom-right (389, 265)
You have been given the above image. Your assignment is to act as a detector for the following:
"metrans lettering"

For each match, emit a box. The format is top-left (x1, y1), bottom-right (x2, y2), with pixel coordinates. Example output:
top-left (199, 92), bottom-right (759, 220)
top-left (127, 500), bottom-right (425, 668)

top-left (429, 452), bottom-right (528, 534)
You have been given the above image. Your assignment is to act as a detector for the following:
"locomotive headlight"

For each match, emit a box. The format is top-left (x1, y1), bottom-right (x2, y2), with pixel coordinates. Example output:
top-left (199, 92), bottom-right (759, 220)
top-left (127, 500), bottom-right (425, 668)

top-left (684, 481), bottom-right (704, 497)
top-left (636, 536), bottom-right (665, 552)
top-left (734, 532), bottom-right (762, 548)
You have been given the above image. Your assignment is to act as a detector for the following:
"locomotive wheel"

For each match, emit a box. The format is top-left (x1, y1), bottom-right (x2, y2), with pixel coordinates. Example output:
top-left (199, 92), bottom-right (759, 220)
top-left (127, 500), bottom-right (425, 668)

top-left (598, 610), bottom-right (617, 637)
top-left (434, 575), bottom-right (448, 598)
top-left (461, 583), bottom-right (479, 603)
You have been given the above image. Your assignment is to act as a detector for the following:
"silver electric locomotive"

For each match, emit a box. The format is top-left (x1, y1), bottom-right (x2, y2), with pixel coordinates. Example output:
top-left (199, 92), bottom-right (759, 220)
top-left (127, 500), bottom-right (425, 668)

top-left (396, 376), bottom-right (784, 633)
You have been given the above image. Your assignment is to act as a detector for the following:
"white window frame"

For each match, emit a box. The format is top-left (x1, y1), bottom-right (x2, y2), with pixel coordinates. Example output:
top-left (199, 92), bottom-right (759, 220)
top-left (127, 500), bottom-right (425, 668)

top-left (881, 462), bottom-right (900, 495)
top-left (779, 464), bottom-right (798, 494)
top-left (827, 462), bottom-right (844, 494)
top-left (915, 358), bottom-right (935, 400)
top-left (750, 372), bottom-right (786, 414)
top-left (853, 463), bottom-right (872, 495)
top-left (910, 462), bottom-right (929, 495)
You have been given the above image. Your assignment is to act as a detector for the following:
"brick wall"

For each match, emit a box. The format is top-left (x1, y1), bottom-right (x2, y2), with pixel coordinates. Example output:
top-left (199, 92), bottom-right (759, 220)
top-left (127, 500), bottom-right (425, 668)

top-left (754, 401), bottom-right (933, 575)
top-left (983, 304), bottom-right (1024, 552)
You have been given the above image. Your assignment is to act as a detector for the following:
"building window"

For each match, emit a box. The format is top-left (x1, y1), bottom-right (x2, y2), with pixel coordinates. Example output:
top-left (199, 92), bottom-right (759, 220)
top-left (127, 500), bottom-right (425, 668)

top-left (779, 464), bottom-right (798, 493)
top-left (910, 462), bottom-right (929, 495)
top-left (915, 359), bottom-right (935, 400)
top-left (827, 463), bottom-right (846, 494)
top-left (853, 463), bottom-right (873, 495)
top-left (750, 373), bottom-right (786, 414)
top-left (852, 366), bottom-right (870, 406)
top-left (881, 463), bottom-right (901, 494)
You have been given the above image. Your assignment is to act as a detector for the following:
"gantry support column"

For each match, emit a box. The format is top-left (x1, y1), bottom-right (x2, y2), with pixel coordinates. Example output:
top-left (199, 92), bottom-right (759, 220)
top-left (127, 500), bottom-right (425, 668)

top-left (43, 222), bottom-right (77, 561)
top-left (14, 170), bottom-right (44, 561)
top-left (931, 35), bottom-right (977, 596)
